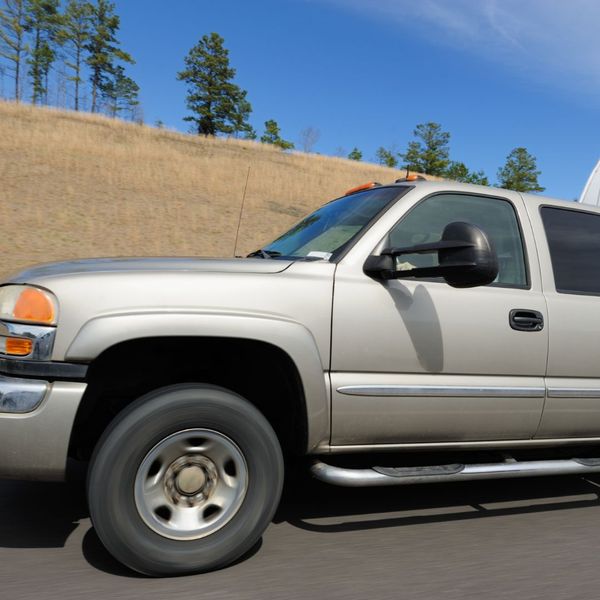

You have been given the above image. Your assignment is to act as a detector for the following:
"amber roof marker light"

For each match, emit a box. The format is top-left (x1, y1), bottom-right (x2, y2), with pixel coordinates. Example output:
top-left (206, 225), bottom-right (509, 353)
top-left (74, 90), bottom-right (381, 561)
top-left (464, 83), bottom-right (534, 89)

top-left (344, 181), bottom-right (381, 196)
top-left (395, 174), bottom-right (427, 183)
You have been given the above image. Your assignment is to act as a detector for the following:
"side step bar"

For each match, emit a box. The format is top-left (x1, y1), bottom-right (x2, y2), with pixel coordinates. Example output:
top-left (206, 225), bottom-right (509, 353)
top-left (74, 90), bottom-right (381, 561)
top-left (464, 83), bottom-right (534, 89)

top-left (310, 458), bottom-right (600, 487)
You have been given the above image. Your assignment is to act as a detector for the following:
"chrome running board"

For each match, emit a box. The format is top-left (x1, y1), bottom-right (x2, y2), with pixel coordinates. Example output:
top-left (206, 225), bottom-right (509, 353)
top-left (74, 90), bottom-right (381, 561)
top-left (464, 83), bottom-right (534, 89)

top-left (310, 457), bottom-right (600, 487)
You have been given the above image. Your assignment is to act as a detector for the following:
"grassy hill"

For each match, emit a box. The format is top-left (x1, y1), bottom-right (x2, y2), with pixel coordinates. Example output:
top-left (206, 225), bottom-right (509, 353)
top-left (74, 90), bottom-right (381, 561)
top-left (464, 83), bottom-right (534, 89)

top-left (0, 101), bottom-right (433, 278)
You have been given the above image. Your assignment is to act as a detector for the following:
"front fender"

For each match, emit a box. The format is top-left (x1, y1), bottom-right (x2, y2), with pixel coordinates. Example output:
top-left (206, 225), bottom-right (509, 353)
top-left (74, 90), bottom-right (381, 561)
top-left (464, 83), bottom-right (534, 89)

top-left (66, 311), bottom-right (330, 452)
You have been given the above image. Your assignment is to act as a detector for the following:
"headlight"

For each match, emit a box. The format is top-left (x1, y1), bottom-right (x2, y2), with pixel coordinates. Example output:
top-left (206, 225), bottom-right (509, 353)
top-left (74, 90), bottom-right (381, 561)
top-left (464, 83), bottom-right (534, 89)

top-left (0, 285), bottom-right (58, 326)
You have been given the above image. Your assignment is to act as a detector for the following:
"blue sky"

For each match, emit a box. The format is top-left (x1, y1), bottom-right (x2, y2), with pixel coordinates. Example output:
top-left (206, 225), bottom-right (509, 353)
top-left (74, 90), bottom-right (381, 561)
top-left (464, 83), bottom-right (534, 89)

top-left (114, 0), bottom-right (600, 200)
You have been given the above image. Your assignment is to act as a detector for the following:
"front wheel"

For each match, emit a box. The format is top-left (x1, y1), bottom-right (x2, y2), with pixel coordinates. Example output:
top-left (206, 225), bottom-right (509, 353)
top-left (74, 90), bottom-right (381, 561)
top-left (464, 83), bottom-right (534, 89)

top-left (87, 384), bottom-right (284, 576)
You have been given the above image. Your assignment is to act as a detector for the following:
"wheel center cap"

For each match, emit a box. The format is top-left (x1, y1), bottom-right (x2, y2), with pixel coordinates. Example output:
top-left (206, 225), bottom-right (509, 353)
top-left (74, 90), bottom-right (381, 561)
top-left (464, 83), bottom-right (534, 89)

top-left (163, 454), bottom-right (218, 506)
top-left (176, 465), bottom-right (206, 495)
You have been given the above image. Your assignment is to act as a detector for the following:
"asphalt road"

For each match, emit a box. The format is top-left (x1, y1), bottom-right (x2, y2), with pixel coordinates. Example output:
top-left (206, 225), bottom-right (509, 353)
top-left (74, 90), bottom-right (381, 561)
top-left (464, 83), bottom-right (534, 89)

top-left (2, 467), bottom-right (600, 600)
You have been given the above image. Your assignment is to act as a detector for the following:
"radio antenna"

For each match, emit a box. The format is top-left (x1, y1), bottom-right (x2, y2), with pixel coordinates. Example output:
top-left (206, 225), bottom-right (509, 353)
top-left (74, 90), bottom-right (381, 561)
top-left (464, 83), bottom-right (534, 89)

top-left (233, 165), bottom-right (251, 257)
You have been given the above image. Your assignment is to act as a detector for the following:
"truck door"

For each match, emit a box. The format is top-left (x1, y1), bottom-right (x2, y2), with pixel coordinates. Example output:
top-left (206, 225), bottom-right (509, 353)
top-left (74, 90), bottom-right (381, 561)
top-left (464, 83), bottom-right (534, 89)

top-left (330, 188), bottom-right (548, 447)
top-left (531, 204), bottom-right (600, 438)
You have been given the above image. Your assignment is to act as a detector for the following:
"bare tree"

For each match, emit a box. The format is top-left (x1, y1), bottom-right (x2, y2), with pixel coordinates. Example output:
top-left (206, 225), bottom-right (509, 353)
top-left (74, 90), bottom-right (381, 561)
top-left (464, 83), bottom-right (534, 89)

top-left (333, 146), bottom-right (346, 158)
top-left (53, 61), bottom-right (68, 108)
top-left (80, 87), bottom-right (88, 110)
top-left (131, 102), bottom-right (143, 124)
top-left (299, 126), bottom-right (320, 153)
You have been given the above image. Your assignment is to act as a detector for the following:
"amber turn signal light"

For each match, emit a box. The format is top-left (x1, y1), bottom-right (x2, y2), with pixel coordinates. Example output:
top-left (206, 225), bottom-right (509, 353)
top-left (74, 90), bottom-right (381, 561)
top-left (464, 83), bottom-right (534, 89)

top-left (12, 288), bottom-right (55, 324)
top-left (1, 337), bottom-right (33, 356)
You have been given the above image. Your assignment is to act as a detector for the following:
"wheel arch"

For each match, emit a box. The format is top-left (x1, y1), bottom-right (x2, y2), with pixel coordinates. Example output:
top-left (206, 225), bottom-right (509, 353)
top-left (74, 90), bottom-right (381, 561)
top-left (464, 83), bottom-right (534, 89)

top-left (67, 313), bottom-right (330, 459)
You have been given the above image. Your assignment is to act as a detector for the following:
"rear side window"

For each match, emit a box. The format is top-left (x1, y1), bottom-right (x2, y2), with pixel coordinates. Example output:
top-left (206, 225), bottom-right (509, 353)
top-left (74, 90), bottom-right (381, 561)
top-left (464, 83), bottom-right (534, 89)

top-left (541, 206), bottom-right (600, 295)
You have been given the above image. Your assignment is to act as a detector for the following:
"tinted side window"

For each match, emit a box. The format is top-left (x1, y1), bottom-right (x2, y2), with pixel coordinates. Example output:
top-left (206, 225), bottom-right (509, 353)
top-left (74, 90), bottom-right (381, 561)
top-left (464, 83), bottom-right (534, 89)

top-left (388, 193), bottom-right (528, 288)
top-left (541, 206), bottom-right (600, 295)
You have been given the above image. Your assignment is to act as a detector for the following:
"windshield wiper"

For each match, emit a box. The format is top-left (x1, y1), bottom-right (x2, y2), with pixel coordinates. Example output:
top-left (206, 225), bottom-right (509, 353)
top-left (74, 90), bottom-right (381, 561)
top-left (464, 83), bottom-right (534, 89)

top-left (247, 249), bottom-right (282, 259)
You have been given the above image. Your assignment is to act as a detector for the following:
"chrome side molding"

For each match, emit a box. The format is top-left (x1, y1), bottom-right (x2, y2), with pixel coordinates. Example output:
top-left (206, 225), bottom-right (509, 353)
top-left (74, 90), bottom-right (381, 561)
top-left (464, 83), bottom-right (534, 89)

top-left (548, 388), bottom-right (600, 398)
top-left (337, 385), bottom-right (600, 399)
top-left (311, 457), bottom-right (600, 487)
top-left (336, 385), bottom-right (546, 398)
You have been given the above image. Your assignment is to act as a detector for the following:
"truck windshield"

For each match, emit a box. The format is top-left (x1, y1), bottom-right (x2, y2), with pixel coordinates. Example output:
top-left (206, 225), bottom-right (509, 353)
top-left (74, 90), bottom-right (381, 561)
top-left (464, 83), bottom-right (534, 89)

top-left (260, 186), bottom-right (405, 260)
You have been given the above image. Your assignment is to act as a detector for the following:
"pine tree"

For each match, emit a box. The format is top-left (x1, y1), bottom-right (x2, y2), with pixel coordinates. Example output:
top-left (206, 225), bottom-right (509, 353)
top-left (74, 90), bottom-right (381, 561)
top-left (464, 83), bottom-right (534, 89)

top-left (231, 89), bottom-right (253, 138)
top-left (59, 0), bottom-right (92, 110)
top-left (260, 119), bottom-right (294, 150)
top-left (177, 32), bottom-right (252, 137)
top-left (102, 63), bottom-right (138, 118)
top-left (375, 146), bottom-right (398, 168)
top-left (25, 0), bottom-right (60, 104)
top-left (469, 171), bottom-right (489, 186)
top-left (0, 0), bottom-right (27, 101)
top-left (400, 122), bottom-right (450, 176)
top-left (445, 161), bottom-right (489, 186)
top-left (85, 0), bottom-right (132, 113)
top-left (347, 147), bottom-right (362, 161)
top-left (497, 147), bottom-right (544, 192)
top-left (243, 125), bottom-right (257, 140)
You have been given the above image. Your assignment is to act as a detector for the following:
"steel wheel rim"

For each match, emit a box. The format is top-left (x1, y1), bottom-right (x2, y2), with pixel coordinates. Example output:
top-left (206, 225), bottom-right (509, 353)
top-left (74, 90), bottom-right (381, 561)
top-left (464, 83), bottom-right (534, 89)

top-left (134, 428), bottom-right (248, 541)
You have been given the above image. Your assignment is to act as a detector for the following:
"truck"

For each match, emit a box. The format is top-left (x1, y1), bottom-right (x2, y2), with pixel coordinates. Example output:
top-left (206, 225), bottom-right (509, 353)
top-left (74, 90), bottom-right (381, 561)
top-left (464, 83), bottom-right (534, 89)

top-left (2, 178), bottom-right (600, 576)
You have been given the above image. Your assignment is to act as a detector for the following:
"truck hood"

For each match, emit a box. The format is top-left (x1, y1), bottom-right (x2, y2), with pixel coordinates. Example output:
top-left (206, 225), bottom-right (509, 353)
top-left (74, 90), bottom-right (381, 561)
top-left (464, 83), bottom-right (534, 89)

top-left (6, 257), bottom-right (294, 283)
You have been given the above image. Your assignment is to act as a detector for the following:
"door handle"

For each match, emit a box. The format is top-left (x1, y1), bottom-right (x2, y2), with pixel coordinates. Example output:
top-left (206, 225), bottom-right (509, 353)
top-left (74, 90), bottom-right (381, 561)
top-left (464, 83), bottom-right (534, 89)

top-left (509, 309), bottom-right (544, 332)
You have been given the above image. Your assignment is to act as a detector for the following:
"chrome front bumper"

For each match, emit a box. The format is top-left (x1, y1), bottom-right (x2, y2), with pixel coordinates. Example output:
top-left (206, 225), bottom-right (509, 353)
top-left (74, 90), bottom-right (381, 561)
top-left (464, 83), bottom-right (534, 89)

top-left (0, 375), bottom-right (86, 481)
top-left (0, 374), bottom-right (49, 413)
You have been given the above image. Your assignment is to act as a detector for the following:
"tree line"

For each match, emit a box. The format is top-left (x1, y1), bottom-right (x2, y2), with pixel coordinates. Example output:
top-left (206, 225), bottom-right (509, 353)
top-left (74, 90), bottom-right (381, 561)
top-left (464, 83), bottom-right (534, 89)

top-left (364, 122), bottom-right (544, 192)
top-left (177, 32), bottom-right (544, 193)
top-left (1, 13), bottom-right (545, 193)
top-left (0, 0), bottom-right (139, 117)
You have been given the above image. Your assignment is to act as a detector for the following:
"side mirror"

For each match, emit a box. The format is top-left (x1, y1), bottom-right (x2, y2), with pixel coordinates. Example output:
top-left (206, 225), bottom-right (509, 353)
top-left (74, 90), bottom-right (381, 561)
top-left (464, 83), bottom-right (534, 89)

top-left (364, 221), bottom-right (499, 289)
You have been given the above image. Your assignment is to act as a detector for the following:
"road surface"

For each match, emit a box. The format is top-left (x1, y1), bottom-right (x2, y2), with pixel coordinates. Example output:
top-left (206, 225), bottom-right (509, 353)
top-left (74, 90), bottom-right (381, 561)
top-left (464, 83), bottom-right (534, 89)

top-left (2, 467), bottom-right (600, 599)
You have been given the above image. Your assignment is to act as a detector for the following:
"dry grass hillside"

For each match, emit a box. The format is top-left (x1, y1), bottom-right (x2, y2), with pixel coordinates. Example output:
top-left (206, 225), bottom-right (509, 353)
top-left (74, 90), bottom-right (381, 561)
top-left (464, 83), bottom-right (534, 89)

top-left (0, 101), bottom-right (434, 278)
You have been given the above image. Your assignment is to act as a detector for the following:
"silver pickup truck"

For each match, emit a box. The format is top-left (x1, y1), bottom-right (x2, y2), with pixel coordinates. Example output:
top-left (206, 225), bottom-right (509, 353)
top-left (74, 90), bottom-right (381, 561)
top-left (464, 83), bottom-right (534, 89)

top-left (2, 179), bottom-right (600, 575)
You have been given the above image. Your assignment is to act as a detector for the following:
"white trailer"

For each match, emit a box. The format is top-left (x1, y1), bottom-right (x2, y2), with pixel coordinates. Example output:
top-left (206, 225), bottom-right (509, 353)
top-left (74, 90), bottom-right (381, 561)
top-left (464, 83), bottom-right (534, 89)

top-left (580, 159), bottom-right (600, 206)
